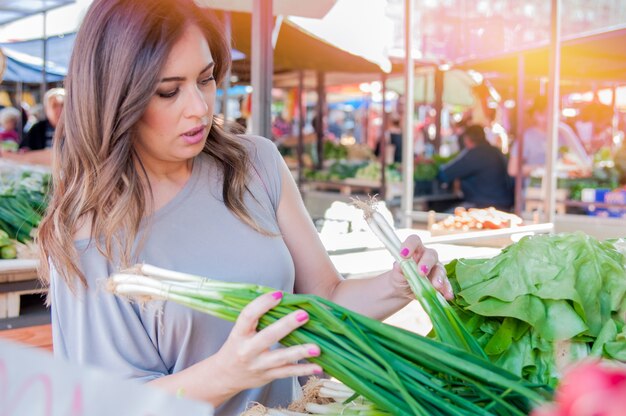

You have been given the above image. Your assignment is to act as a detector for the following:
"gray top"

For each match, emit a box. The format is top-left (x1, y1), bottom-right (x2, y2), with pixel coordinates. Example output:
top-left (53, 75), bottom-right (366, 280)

top-left (50, 136), bottom-right (298, 415)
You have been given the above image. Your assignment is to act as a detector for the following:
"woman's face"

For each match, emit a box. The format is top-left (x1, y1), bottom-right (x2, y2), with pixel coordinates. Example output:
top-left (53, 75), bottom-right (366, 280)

top-left (135, 24), bottom-right (216, 167)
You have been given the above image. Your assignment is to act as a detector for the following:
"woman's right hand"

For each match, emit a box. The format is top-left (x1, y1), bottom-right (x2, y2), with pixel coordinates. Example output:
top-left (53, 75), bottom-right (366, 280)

top-left (214, 291), bottom-right (322, 396)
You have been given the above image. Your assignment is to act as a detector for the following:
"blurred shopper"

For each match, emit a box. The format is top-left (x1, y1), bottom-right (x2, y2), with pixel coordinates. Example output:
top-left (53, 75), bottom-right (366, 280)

top-left (1, 88), bottom-right (64, 165)
top-left (508, 97), bottom-right (553, 178)
top-left (508, 96), bottom-right (590, 181)
top-left (0, 107), bottom-right (22, 146)
top-left (389, 116), bottom-right (403, 163)
top-left (438, 124), bottom-right (513, 211)
top-left (22, 88), bottom-right (64, 150)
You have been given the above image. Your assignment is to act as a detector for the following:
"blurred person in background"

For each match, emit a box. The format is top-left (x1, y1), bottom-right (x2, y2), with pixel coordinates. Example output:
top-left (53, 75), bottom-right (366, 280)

top-left (438, 124), bottom-right (513, 211)
top-left (0, 107), bottom-right (22, 146)
top-left (389, 116), bottom-right (403, 163)
top-left (508, 97), bottom-right (554, 178)
top-left (508, 96), bottom-right (590, 182)
top-left (1, 88), bottom-right (64, 165)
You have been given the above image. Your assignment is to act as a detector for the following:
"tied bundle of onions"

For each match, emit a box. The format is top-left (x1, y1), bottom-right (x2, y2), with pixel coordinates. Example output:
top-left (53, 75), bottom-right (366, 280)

top-left (109, 264), bottom-right (551, 415)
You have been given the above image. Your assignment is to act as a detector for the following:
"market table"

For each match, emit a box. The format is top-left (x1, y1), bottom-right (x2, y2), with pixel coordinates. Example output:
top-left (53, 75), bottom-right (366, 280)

top-left (329, 242), bottom-right (502, 278)
top-left (0, 259), bottom-right (42, 318)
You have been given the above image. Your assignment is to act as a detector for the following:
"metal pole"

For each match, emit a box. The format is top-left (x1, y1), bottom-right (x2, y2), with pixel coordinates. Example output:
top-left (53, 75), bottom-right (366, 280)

top-left (611, 84), bottom-right (618, 141)
top-left (221, 11), bottom-right (231, 128)
top-left (514, 54), bottom-right (525, 216)
top-left (40, 11), bottom-right (47, 101)
top-left (17, 82), bottom-right (23, 143)
top-left (315, 71), bottom-right (325, 170)
top-left (251, 0), bottom-right (273, 139)
top-left (544, 0), bottom-right (561, 223)
top-left (380, 72), bottom-right (388, 200)
top-left (433, 67), bottom-right (444, 151)
top-left (401, 0), bottom-right (415, 228)
top-left (297, 70), bottom-right (305, 190)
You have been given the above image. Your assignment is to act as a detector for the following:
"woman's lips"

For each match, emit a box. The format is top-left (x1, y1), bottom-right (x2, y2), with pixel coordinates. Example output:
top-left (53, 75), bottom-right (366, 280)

top-left (181, 125), bottom-right (207, 145)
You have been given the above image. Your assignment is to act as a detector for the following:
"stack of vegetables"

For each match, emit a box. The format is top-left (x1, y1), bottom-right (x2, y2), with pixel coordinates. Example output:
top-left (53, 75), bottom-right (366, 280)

top-left (445, 232), bottom-right (626, 388)
top-left (110, 263), bottom-right (552, 415)
top-left (0, 169), bottom-right (50, 243)
top-left (0, 229), bottom-right (17, 259)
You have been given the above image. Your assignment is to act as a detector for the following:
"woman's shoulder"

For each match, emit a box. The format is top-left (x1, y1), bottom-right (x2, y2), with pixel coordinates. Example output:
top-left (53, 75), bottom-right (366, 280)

top-left (237, 134), bottom-right (282, 168)
top-left (238, 134), bottom-right (278, 156)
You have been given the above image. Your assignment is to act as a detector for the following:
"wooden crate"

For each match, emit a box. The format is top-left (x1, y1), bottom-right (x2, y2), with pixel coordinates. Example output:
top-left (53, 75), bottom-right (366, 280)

top-left (0, 259), bottom-right (43, 319)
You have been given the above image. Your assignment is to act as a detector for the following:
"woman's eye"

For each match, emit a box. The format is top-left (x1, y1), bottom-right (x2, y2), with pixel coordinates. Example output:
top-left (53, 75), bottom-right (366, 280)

top-left (199, 75), bottom-right (215, 85)
top-left (157, 88), bottom-right (179, 99)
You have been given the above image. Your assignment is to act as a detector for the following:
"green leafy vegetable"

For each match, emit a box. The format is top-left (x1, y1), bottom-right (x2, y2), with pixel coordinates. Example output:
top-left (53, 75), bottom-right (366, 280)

top-left (447, 232), bottom-right (626, 387)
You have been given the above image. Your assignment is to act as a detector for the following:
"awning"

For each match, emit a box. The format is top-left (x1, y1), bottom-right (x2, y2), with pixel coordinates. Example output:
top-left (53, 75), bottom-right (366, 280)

top-left (0, 33), bottom-right (70, 83)
top-left (0, 0), bottom-right (75, 26)
top-left (455, 24), bottom-right (626, 85)
top-left (228, 10), bottom-right (387, 79)
top-left (0, 32), bottom-right (246, 84)
top-left (386, 68), bottom-right (483, 107)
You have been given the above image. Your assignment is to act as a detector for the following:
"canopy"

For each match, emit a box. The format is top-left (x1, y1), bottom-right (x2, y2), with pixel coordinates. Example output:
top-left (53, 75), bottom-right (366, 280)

top-left (0, 0), bottom-right (75, 26)
top-left (0, 33), bottom-right (72, 83)
top-left (0, 32), bottom-right (245, 84)
top-left (228, 10), bottom-right (388, 80)
top-left (198, 0), bottom-right (336, 18)
top-left (386, 68), bottom-right (483, 107)
top-left (456, 25), bottom-right (626, 85)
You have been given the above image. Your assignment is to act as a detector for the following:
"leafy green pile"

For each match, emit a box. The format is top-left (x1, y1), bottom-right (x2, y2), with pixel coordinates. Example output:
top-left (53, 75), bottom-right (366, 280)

top-left (323, 140), bottom-right (349, 160)
top-left (446, 232), bottom-right (626, 387)
top-left (0, 170), bottom-right (50, 242)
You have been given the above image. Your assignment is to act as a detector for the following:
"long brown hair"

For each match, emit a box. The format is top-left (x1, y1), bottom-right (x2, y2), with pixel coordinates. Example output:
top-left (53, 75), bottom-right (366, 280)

top-left (38, 0), bottom-right (259, 287)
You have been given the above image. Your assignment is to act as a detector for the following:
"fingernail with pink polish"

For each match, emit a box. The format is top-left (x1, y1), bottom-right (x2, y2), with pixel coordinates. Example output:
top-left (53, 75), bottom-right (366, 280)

top-left (296, 311), bottom-right (309, 322)
top-left (313, 368), bottom-right (323, 375)
top-left (272, 291), bottom-right (283, 300)
top-left (420, 265), bottom-right (429, 275)
top-left (400, 248), bottom-right (410, 257)
top-left (308, 348), bottom-right (320, 357)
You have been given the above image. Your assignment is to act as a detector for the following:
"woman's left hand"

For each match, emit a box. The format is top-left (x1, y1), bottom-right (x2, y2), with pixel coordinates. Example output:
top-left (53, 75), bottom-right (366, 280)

top-left (389, 235), bottom-right (454, 300)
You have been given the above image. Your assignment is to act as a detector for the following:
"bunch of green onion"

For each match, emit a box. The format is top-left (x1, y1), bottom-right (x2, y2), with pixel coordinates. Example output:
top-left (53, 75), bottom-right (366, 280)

top-left (110, 264), bottom-right (551, 415)
top-left (354, 199), bottom-right (486, 358)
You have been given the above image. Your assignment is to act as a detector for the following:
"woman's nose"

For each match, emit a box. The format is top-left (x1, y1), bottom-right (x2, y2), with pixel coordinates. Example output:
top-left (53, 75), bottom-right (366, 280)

top-left (185, 86), bottom-right (209, 118)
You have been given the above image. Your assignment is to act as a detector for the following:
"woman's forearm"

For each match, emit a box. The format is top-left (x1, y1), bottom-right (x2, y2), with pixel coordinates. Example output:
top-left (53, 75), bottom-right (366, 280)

top-left (326, 271), bottom-right (411, 320)
top-left (148, 354), bottom-right (236, 407)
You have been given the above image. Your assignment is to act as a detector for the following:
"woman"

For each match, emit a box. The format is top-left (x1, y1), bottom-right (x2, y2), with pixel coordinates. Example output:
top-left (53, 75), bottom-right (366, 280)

top-left (38, 0), bottom-right (452, 414)
top-left (0, 106), bottom-right (21, 144)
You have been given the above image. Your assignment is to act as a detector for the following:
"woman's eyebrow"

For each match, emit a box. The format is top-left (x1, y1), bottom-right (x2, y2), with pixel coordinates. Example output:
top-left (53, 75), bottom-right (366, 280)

top-left (160, 62), bottom-right (215, 82)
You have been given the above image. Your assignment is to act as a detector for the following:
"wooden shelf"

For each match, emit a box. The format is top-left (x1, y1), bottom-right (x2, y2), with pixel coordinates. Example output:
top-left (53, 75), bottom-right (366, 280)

top-left (0, 323), bottom-right (52, 352)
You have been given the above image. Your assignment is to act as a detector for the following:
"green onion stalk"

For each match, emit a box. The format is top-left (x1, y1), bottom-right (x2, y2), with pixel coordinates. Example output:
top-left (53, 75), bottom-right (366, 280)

top-left (109, 264), bottom-right (551, 416)
top-left (353, 198), bottom-right (486, 358)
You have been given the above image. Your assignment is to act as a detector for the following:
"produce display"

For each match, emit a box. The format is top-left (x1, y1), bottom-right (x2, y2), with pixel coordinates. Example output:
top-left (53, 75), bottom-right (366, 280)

top-left (110, 264), bottom-right (551, 415)
top-left (446, 233), bottom-right (626, 387)
top-left (0, 168), bottom-right (50, 243)
top-left (0, 229), bottom-right (17, 259)
top-left (303, 161), bottom-right (401, 183)
top-left (431, 207), bottom-right (523, 232)
top-left (242, 378), bottom-right (385, 415)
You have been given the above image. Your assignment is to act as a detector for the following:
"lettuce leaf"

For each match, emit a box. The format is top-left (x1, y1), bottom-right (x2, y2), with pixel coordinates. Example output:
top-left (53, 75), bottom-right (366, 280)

top-left (448, 232), bottom-right (626, 386)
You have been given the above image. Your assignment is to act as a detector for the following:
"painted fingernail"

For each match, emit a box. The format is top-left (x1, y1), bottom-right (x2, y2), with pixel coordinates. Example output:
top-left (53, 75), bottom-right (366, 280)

top-left (400, 248), bottom-right (410, 257)
top-left (308, 348), bottom-right (320, 357)
top-left (436, 276), bottom-right (444, 286)
top-left (313, 368), bottom-right (323, 375)
top-left (272, 291), bottom-right (283, 300)
top-left (296, 311), bottom-right (309, 322)
top-left (420, 265), bottom-right (429, 275)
